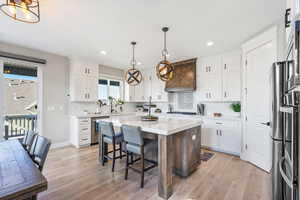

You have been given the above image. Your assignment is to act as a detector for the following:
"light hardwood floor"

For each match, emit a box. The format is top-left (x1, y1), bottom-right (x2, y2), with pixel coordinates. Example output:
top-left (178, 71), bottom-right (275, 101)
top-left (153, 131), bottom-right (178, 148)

top-left (39, 145), bottom-right (271, 200)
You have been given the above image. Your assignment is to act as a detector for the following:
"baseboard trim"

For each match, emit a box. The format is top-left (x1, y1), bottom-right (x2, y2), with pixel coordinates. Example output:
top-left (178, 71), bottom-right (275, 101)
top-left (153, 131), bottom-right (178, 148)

top-left (51, 141), bottom-right (71, 149)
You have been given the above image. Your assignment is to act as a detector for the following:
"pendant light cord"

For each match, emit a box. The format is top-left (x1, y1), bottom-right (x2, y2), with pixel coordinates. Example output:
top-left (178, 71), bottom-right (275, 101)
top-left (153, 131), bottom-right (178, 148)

top-left (132, 42), bottom-right (136, 69)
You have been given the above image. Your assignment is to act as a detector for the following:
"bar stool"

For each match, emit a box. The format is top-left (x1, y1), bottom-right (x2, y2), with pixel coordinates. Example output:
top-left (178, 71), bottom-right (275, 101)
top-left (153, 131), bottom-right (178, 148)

top-left (121, 125), bottom-right (157, 188)
top-left (99, 121), bottom-right (123, 172)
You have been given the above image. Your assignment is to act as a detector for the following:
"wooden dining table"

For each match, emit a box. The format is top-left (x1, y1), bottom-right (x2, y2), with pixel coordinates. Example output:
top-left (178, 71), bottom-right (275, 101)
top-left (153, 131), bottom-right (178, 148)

top-left (0, 140), bottom-right (47, 200)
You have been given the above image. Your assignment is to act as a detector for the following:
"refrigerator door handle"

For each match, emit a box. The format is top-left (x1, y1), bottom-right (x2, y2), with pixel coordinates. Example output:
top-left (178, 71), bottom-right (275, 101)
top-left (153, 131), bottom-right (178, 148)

top-left (279, 156), bottom-right (294, 189)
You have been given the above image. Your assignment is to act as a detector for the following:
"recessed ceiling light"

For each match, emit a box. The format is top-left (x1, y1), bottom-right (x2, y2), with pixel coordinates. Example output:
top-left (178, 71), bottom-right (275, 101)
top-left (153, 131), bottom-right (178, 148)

top-left (206, 41), bottom-right (214, 47)
top-left (100, 50), bottom-right (107, 55)
top-left (137, 62), bottom-right (142, 65)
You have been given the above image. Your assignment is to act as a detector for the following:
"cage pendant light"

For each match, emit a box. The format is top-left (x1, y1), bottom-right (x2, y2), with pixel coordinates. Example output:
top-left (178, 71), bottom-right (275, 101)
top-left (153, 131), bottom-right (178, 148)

top-left (0, 0), bottom-right (40, 23)
top-left (125, 41), bottom-right (143, 86)
top-left (156, 27), bottom-right (174, 82)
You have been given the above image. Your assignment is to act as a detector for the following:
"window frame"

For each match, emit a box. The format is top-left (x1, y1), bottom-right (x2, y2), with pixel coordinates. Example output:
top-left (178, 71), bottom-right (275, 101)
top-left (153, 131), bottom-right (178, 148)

top-left (98, 75), bottom-right (124, 103)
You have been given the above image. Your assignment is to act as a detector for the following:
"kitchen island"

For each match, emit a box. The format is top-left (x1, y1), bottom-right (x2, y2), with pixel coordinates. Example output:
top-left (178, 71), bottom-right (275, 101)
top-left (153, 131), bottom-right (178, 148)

top-left (98, 115), bottom-right (202, 199)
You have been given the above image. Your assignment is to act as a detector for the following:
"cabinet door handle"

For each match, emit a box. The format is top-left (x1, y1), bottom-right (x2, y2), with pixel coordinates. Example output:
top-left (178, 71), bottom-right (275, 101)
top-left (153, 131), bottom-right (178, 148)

top-left (216, 130), bottom-right (219, 136)
top-left (209, 93), bottom-right (211, 98)
top-left (224, 64), bottom-right (227, 70)
top-left (285, 8), bottom-right (291, 28)
top-left (220, 131), bottom-right (222, 136)
top-left (224, 92), bottom-right (227, 98)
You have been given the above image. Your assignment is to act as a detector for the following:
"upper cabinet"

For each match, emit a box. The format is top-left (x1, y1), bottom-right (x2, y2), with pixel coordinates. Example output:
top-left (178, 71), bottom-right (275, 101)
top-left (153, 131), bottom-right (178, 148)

top-left (124, 68), bottom-right (168, 103)
top-left (222, 52), bottom-right (241, 101)
top-left (197, 51), bottom-right (241, 102)
top-left (197, 56), bottom-right (222, 102)
top-left (69, 58), bottom-right (99, 102)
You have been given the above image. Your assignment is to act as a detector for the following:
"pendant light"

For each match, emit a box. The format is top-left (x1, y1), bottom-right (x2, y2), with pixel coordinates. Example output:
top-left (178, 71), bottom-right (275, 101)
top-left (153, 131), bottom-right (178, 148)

top-left (125, 41), bottom-right (143, 86)
top-left (156, 27), bottom-right (174, 82)
top-left (0, 0), bottom-right (40, 23)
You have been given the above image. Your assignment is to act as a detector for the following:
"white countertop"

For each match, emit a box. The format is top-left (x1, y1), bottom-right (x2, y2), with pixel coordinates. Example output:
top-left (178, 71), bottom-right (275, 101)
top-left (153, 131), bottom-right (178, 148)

top-left (99, 115), bottom-right (202, 135)
top-left (135, 112), bottom-right (241, 122)
top-left (71, 112), bottom-right (136, 118)
top-left (71, 112), bottom-right (241, 122)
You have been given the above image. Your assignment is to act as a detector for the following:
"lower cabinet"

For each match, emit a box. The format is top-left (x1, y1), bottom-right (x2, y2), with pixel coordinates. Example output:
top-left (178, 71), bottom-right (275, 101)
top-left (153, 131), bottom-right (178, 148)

top-left (70, 116), bottom-right (91, 148)
top-left (201, 119), bottom-right (241, 155)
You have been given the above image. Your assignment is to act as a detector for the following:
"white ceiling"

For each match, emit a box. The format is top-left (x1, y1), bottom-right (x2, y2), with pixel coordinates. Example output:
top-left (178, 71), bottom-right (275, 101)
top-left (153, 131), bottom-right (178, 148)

top-left (0, 0), bottom-right (284, 69)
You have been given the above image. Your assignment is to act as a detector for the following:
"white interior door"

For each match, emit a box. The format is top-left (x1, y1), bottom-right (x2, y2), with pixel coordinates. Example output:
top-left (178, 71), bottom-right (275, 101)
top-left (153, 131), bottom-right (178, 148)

top-left (0, 60), bottom-right (3, 141)
top-left (245, 40), bottom-right (276, 172)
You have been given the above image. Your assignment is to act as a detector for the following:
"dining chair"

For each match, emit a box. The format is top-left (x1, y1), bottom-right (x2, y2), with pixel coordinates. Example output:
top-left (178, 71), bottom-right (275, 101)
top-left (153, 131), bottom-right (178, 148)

top-left (30, 135), bottom-right (51, 171)
top-left (22, 130), bottom-right (37, 152)
top-left (99, 121), bottom-right (123, 172)
top-left (121, 125), bottom-right (157, 188)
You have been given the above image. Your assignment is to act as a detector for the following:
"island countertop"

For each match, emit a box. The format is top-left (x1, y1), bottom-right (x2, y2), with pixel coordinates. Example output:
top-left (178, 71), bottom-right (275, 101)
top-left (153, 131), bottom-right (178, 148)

top-left (98, 115), bottom-right (202, 135)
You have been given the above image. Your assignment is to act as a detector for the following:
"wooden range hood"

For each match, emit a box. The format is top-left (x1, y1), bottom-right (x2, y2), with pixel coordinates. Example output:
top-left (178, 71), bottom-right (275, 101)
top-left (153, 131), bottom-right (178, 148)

top-left (165, 58), bottom-right (197, 92)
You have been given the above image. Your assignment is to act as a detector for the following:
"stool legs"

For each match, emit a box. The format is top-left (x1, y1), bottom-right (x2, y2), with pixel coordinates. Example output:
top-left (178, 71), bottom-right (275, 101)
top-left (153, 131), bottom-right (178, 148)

top-left (125, 150), bottom-right (129, 180)
top-left (112, 141), bottom-right (116, 172)
top-left (141, 148), bottom-right (144, 188)
top-left (119, 143), bottom-right (122, 159)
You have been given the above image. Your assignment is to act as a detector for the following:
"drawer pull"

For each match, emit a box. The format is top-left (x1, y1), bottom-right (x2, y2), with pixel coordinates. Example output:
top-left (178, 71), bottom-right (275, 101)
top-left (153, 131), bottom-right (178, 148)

top-left (81, 138), bottom-right (88, 141)
top-left (81, 128), bottom-right (88, 131)
top-left (216, 122), bottom-right (223, 125)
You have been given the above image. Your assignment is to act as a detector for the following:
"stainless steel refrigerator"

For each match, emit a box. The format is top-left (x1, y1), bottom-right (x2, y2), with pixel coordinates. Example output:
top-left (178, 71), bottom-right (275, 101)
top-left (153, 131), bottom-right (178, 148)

top-left (271, 62), bottom-right (285, 200)
top-left (272, 18), bottom-right (300, 200)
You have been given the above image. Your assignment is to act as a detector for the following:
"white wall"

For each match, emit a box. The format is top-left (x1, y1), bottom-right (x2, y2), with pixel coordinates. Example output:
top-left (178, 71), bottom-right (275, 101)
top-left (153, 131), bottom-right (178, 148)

top-left (0, 42), bottom-right (70, 144)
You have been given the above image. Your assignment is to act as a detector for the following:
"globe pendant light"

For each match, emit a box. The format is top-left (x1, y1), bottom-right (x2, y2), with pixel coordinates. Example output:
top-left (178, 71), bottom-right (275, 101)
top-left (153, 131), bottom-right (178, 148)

top-left (0, 0), bottom-right (40, 23)
top-left (156, 27), bottom-right (174, 82)
top-left (125, 41), bottom-right (143, 86)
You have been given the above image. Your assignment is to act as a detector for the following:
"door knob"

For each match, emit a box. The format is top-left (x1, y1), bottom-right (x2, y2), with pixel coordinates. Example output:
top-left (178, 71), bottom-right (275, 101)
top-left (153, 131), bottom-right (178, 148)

top-left (261, 122), bottom-right (271, 126)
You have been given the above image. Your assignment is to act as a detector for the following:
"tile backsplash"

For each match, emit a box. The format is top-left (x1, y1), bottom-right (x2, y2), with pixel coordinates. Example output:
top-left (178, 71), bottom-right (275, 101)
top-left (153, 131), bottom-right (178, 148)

top-left (152, 101), bottom-right (240, 117)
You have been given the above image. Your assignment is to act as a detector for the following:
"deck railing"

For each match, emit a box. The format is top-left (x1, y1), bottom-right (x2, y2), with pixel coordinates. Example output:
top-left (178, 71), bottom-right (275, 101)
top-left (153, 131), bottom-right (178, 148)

top-left (4, 114), bottom-right (37, 140)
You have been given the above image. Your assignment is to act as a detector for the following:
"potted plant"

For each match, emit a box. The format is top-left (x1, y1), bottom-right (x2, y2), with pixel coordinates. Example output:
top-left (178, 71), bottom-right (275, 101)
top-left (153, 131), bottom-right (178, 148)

top-left (231, 103), bottom-right (241, 113)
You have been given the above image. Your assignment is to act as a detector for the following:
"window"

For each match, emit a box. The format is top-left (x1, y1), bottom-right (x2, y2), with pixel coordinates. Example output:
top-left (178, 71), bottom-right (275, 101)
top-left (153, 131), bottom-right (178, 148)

top-left (98, 78), bottom-right (122, 103)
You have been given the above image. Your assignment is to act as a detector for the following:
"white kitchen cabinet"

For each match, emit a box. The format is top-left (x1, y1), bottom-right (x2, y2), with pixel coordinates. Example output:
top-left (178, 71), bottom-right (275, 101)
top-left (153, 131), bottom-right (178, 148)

top-left (124, 83), bottom-right (135, 102)
top-left (202, 120), bottom-right (219, 149)
top-left (198, 56), bottom-right (222, 102)
top-left (197, 51), bottom-right (241, 102)
top-left (69, 58), bottom-right (99, 102)
top-left (222, 52), bottom-right (241, 101)
top-left (86, 76), bottom-right (99, 102)
top-left (150, 69), bottom-right (168, 102)
top-left (218, 126), bottom-right (241, 155)
top-left (70, 116), bottom-right (91, 148)
top-left (201, 119), bottom-right (241, 155)
top-left (124, 68), bottom-right (168, 102)
top-left (134, 80), bottom-right (146, 102)
top-left (70, 59), bottom-right (99, 78)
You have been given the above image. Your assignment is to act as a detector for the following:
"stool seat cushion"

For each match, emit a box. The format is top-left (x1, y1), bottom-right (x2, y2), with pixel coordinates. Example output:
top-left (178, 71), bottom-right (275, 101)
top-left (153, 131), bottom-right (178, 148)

top-left (126, 139), bottom-right (157, 155)
top-left (103, 132), bottom-right (123, 144)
